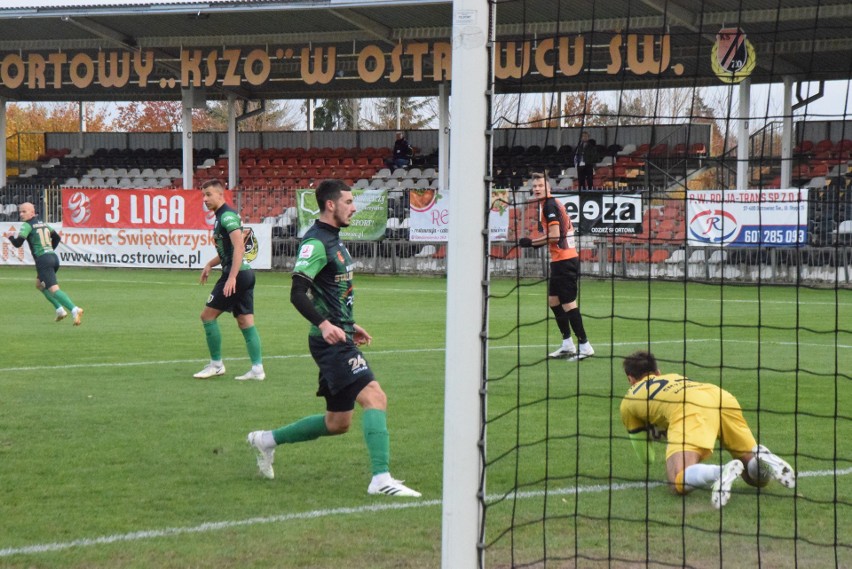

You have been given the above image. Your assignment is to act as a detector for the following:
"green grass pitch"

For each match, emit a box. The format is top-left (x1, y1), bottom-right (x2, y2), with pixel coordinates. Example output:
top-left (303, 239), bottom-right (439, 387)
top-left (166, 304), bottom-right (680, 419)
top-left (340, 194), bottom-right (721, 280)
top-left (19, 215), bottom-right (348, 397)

top-left (0, 266), bottom-right (849, 568)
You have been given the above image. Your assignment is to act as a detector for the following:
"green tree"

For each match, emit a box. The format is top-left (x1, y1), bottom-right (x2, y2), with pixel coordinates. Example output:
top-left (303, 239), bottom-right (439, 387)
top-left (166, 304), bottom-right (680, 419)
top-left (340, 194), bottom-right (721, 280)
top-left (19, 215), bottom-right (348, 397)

top-left (364, 97), bottom-right (434, 130)
top-left (313, 98), bottom-right (360, 131)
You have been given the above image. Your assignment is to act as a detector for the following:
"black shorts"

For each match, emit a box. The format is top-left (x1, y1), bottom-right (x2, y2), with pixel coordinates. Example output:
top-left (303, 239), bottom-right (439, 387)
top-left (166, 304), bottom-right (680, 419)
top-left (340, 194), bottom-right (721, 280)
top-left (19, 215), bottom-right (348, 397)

top-left (35, 253), bottom-right (60, 289)
top-left (549, 257), bottom-right (580, 304)
top-left (309, 335), bottom-right (376, 412)
top-left (205, 269), bottom-right (256, 316)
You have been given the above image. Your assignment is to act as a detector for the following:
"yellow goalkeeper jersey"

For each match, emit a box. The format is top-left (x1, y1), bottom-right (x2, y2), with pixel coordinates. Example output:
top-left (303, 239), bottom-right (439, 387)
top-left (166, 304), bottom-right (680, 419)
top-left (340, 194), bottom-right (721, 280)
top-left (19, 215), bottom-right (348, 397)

top-left (620, 373), bottom-right (756, 459)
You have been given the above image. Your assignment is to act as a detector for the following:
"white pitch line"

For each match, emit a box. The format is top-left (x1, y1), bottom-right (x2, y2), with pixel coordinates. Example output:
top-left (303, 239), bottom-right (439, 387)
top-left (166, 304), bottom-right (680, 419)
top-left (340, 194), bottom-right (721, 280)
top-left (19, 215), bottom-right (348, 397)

top-left (2, 275), bottom-right (850, 304)
top-left (2, 467), bottom-right (849, 559)
top-left (0, 275), bottom-right (448, 295)
top-left (0, 348), bottom-right (428, 373)
top-left (2, 337), bottom-right (849, 373)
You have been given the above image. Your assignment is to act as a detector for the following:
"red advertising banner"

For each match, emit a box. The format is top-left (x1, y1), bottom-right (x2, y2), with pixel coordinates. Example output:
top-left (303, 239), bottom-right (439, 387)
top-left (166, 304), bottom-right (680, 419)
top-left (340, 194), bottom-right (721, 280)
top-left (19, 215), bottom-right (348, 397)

top-left (61, 188), bottom-right (220, 229)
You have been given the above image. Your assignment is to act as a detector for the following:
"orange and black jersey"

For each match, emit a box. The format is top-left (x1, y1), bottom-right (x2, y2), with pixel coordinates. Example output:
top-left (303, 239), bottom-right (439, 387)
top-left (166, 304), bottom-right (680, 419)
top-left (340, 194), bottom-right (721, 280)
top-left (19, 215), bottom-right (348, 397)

top-left (538, 197), bottom-right (578, 262)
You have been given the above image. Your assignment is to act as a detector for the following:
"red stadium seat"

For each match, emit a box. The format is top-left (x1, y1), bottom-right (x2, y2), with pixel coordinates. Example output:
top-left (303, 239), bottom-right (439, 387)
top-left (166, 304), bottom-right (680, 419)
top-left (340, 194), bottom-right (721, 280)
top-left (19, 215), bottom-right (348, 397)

top-left (631, 143), bottom-right (651, 158)
top-left (689, 143), bottom-right (707, 157)
top-left (793, 140), bottom-right (814, 155)
top-left (814, 139), bottom-right (833, 154)
top-left (578, 248), bottom-right (597, 262)
top-left (649, 143), bottom-right (668, 158)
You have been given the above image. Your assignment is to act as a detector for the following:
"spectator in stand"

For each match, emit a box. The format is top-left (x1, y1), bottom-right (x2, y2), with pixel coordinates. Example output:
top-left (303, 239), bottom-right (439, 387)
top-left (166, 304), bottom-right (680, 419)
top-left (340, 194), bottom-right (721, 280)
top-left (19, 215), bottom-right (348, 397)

top-left (573, 131), bottom-right (599, 189)
top-left (386, 131), bottom-right (413, 169)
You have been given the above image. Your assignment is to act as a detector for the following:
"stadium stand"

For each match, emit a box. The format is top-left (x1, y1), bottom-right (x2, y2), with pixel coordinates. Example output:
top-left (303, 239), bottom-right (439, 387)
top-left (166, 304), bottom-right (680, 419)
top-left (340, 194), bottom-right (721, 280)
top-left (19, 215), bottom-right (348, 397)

top-left (4, 124), bottom-right (850, 283)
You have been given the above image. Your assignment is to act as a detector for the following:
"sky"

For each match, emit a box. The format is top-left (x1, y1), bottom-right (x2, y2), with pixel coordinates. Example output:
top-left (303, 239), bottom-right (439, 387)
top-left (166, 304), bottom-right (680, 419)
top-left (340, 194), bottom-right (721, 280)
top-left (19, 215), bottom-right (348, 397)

top-left (67, 78), bottom-right (852, 132)
top-left (750, 80), bottom-right (852, 121)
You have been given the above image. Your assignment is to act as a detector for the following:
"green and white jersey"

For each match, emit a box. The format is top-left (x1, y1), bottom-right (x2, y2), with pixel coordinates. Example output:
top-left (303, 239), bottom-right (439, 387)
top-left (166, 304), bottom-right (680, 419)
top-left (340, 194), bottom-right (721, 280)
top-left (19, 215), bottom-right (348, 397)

top-left (293, 220), bottom-right (355, 337)
top-left (212, 204), bottom-right (250, 272)
top-left (16, 217), bottom-right (58, 258)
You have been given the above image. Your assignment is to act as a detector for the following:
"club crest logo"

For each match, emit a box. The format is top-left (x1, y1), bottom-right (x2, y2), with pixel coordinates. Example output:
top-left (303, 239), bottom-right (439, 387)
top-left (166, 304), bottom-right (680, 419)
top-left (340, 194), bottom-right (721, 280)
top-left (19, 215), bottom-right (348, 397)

top-left (299, 191), bottom-right (320, 216)
top-left (243, 227), bottom-right (258, 263)
top-left (66, 191), bottom-right (91, 224)
top-left (688, 209), bottom-right (739, 243)
top-left (711, 28), bottom-right (756, 84)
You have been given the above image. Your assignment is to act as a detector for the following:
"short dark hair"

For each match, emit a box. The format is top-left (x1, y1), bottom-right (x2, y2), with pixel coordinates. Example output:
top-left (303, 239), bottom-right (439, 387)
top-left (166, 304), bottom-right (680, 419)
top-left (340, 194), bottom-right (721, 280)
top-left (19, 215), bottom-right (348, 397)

top-left (622, 350), bottom-right (658, 378)
top-left (315, 179), bottom-right (351, 212)
top-left (201, 178), bottom-right (224, 191)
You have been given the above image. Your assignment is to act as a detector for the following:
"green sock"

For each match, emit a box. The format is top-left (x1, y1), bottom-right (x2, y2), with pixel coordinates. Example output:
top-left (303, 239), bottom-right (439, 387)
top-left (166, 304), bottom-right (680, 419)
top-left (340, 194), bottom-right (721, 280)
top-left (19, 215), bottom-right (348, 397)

top-left (202, 320), bottom-right (222, 361)
top-left (362, 409), bottom-right (390, 476)
top-left (272, 414), bottom-right (330, 445)
top-left (42, 289), bottom-right (62, 309)
top-left (52, 289), bottom-right (76, 311)
top-left (240, 325), bottom-right (262, 365)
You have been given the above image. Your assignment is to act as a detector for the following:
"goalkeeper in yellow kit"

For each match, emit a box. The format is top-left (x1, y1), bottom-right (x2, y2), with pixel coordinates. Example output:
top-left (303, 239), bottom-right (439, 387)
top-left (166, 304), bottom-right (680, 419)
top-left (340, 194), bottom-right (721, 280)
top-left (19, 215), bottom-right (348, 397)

top-left (619, 351), bottom-right (796, 508)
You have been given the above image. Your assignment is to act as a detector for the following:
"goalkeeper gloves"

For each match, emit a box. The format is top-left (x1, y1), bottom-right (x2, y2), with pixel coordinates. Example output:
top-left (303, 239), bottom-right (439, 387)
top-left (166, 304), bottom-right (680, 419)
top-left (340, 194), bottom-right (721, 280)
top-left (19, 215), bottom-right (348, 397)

top-left (629, 431), bottom-right (656, 465)
top-left (518, 237), bottom-right (534, 248)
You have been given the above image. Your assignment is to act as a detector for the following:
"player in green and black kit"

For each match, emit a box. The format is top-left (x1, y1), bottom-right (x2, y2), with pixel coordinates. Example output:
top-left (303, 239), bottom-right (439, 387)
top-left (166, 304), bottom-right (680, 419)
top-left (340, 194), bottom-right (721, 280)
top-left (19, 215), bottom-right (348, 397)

top-left (193, 179), bottom-right (265, 381)
top-left (3, 202), bottom-right (83, 325)
top-left (246, 179), bottom-right (420, 497)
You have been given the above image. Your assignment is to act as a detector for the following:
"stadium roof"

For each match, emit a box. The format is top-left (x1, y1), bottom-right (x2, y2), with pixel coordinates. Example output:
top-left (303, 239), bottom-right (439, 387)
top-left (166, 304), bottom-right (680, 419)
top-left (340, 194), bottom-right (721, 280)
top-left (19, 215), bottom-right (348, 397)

top-left (0, 0), bottom-right (849, 102)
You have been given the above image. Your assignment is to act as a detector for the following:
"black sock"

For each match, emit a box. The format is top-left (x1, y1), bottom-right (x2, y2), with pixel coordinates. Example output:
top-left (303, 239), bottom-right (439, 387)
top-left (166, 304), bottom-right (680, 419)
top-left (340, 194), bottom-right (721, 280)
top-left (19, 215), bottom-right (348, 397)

top-left (550, 305), bottom-right (573, 339)
top-left (566, 308), bottom-right (588, 344)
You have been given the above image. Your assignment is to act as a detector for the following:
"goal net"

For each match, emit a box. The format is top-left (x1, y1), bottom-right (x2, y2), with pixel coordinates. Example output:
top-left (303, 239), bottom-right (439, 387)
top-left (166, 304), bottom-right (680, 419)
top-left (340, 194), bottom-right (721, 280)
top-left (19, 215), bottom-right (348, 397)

top-left (479, 0), bottom-right (852, 567)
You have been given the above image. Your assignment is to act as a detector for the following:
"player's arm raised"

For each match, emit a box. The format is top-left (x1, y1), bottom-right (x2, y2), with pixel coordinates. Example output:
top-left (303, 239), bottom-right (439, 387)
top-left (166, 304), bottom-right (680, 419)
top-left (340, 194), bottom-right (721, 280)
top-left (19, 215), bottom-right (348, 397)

top-left (4, 226), bottom-right (26, 247)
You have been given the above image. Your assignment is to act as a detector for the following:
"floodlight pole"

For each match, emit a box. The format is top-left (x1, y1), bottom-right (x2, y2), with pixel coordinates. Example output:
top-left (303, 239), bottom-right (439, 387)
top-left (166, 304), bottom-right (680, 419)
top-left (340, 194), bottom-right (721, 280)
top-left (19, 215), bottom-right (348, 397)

top-left (78, 101), bottom-right (86, 151)
top-left (781, 76), bottom-right (793, 189)
top-left (181, 88), bottom-right (194, 190)
top-left (438, 82), bottom-right (450, 194)
top-left (442, 1), bottom-right (490, 568)
top-left (737, 77), bottom-right (751, 189)
top-left (0, 97), bottom-right (6, 188)
top-left (227, 93), bottom-right (238, 190)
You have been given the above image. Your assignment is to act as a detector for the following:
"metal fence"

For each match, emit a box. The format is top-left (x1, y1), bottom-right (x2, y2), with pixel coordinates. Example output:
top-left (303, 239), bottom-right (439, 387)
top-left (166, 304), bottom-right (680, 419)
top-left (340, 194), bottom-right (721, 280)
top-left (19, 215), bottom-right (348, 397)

top-left (271, 237), bottom-right (852, 286)
top-left (2, 185), bottom-right (850, 287)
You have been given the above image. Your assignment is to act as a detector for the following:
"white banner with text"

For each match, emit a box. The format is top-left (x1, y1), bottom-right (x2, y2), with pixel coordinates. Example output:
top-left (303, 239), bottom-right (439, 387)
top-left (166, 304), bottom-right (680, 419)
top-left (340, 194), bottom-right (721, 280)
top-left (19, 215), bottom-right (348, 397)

top-left (0, 223), bottom-right (272, 270)
top-left (686, 189), bottom-right (809, 247)
top-left (409, 189), bottom-right (511, 242)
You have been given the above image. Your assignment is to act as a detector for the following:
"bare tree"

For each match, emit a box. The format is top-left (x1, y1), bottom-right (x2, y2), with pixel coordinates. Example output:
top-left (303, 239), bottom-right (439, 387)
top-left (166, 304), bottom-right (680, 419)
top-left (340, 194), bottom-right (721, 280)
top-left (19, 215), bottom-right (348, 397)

top-left (199, 99), bottom-right (301, 131)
